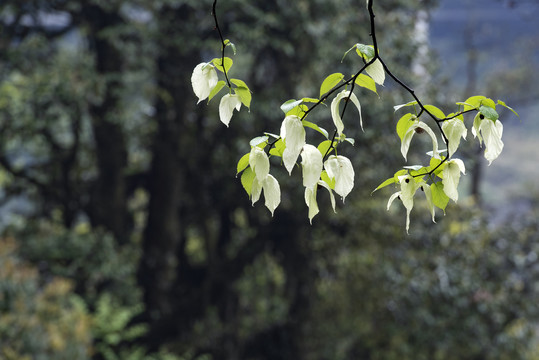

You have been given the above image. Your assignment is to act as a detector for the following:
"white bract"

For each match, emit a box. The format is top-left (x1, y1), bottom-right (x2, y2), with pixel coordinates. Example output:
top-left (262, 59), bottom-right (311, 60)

top-left (324, 155), bottom-right (354, 201)
top-left (249, 146), bottom-right (269, 182)
top-left (366, 58), bottom-right (385, 85)
top-left (442, 158), bottom-right (466, 202)
top-left (472, 115), bottom-right (504, 165)
top-left (280, 115), bottom-right (306, 174)
top-left (304, 180), bottom-right (337, 224)
top-left (442, 118), bottom-right (467, 157)
top-left (219, 94), bottom-right (242, 127)
top-left (191, 62), bottom-right (218, 104)
top-left (331, 90), bottom-right (363, 136)
top-left (401, 121), bottom-right (439, 161)
top-left (301, 144), bottom-right (323, 190)
top-left (387, 175), bottom-right (424, 233)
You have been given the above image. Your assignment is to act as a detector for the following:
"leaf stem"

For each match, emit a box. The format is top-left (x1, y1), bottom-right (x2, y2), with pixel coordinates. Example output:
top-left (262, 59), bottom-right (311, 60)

top-left (212, 0), bottom-right (232, 88)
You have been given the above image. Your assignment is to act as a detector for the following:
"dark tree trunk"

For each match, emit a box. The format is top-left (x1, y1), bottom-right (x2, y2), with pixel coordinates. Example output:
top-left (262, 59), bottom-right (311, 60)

top-left (82, 4), bottom-right (130, 242)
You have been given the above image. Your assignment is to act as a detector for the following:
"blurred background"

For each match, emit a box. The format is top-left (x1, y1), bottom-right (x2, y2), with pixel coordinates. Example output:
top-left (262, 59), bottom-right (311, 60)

top-left (0, 0), bottom-right (538, 359)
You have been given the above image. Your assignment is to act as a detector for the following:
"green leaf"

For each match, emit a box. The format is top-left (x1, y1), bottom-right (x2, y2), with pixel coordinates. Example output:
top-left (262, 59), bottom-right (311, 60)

top-left (224, 39), bottom-right (237, 55)
top-left (249, 135), bottom-right (269, 147)
top-left (302, 120), bottom-right (329, 139)
top-left (320, 170), bottom-right (335, 190)
top-left (211, 57), bottom-right (233, 73)
top-left (497, 100), bottom-right (519, 117)
top-left (355, 44), bottom-right (375, 60)
top-left (393, 169), bottom-right (408, 182)
top-left (431, 181), bottom-right (449, 212)
top-left (230, 79), bottom-right (252, 108)
top-left (459, 95), bottom-right (487, 111)
top-left (302, 97), bottom-right (320, 103)
top-left (429, 157), bottom-right (446, 177)
top-left (269, 139), bottom-right (286, 157)
top-left (208, 80), bottom-right (226, 102)
top-left (234, 86), bottom-right (251, 108)
top-left (237, 153), bottom-right (250, 174)
top-left (317, 140), bottom-right (334, 157)
top-left (424, 104), bottom-right (446, 119)
top-left (373, 176), bottom-right (397, 193)
top-left (396, 113), bottom-right (415, 141)
top-left (319, 73), bottom-right (344, 98)
top-left (280, 99), bottom-right (303, 114)
top-left (354, 74), bottom-right (377, 94)
top-left (240, 167), bottom-right (255, 196)
top-left (479, 105), bottom-right (499, 121)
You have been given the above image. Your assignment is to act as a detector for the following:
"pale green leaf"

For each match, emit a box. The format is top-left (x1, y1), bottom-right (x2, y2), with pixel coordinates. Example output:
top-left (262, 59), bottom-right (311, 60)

top-left (442, 159), bottom-right (466, 202)
top-left (234, 86), bottom-right (252, 109)
top-left (304, 186), bottom-right (319, 224)
top-left (301, 144), bottom-right (323, 189)
top-left (191, 62), bottom-right (218, 104)
top-left (317, 140), bottom-right (334, 158)
top-left (366, 58), bottom-right (385, 85)
top-left (442, 118), bottom-right (467, 157)
top-left (249, 146), bottom-right (270, 182)
top-left (280, 115), bottom-right (306, 175)
top-left (324, 155), bottom-right (354, 201)
top-left (401, 121), bottom-right (439, 161)
top-left (219, 94), bottom-right (242, 127)
top-left (262, 175), bottom-right (280, 216)
top-left (269, 138), bottom-right (286, 157)
top-left (373, 177), bottom-right (397, 193)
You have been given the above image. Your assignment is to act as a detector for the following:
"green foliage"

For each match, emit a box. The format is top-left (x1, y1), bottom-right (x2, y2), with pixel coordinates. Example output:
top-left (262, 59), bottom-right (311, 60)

top-left (0, 238), bottom-right (92, 359)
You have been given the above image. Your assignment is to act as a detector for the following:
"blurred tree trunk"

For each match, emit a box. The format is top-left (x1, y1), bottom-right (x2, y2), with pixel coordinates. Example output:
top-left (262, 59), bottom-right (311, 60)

top-left (82, 4), bottom-right (130, 242)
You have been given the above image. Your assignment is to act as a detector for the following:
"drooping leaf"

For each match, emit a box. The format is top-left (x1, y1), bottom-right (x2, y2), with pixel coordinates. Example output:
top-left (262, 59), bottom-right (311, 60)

top-left (431, 181), bottom-right (449, 212)
top-left (396, 113), bottom-right (416, 141)
top-left (304, 186), bottom-right (319, 224)
top-left (317, 140), bottom-right (334, 158)
top-left (401, 121), bottom-right (439, 161)
top-left (262, 175), bottom-right (281, 216)
top-left (231, 79), bottom-right (252, 108)
top-left (497, 100), bottom-right (519, 117)
top-left (320, 73), bottom-right (344, 98)
top-left (249, 146), bottom-right (270, 182)
top-left (280, 115), bottom-right (306, 174)
top-left (442, 118), bottom-right (467, 157)
top-left (301, 144), bottom-right (323, 189)
top-left (324, 155), bottom-right (354, 201)
top-left (240, 167), bottom-right (255, 196)
top-left (191, 62), bottom-right (218, 104)
top-left (442, 159), bottom-right (466, 202)
top-left (219, 94), bottom-right (242, 127)
top-left (331, 90), bottom-right (363, 136)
